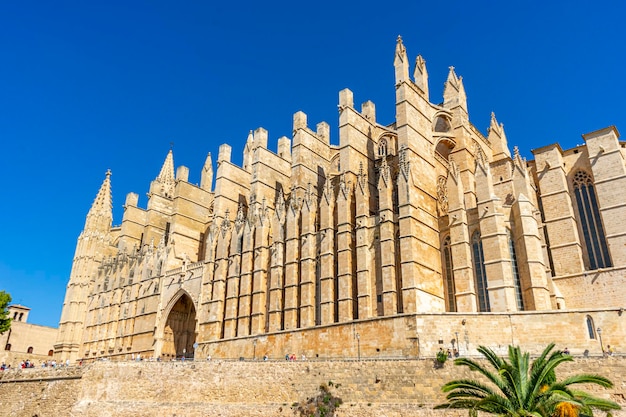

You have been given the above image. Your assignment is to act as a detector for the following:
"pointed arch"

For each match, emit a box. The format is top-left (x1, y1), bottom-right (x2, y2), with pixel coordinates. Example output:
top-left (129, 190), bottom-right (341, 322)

top-left (572, 170), bottom-right (611, 270)
top-left (157, 289), bottom-right (198, 359)
top-left (586, 315), bottom-right (596, 339)
top-left (507, 229), bottom-right (524, 311)
top-left (442, 235), bottom-right (456, 312)
top-left (376, 133), bottom-right (397, 158)
top-left (435, 139), bottom-right (456, 161)
top-left (471, 231), bottom-right (490, 312)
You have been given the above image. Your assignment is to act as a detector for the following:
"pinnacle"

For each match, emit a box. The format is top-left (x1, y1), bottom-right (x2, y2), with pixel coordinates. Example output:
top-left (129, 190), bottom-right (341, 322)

top-left (157, 150), bottom-right (175, 183)
top-left (86, 171), bottom-right (113, 231)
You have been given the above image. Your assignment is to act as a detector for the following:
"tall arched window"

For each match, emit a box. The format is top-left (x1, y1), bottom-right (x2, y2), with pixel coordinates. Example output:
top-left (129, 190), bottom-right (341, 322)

top-left (442, 236), bottom-right (456, 312)
top-left (573, 171), bottom-right (611, 270)
top-left (472, 231), bottom-right (490, 312)
top-left (378, 139), bottom-right (388, 157)
top-left (508, 230), bottom-right (524, 311)
top-left (586, 315), bottom-right (596, 339)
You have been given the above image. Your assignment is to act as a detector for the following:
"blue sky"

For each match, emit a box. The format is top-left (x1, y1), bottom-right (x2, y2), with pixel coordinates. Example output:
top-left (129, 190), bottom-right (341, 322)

top-left (1, 1), bottom-right (624, 327)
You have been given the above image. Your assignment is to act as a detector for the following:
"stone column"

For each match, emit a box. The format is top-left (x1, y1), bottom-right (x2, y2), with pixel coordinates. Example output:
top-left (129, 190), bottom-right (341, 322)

top-left (446, 162), bottom-right (477, 312)
top-left (475, 158), bottom-right (517, 312)
top-left (283, 193), bottom-right (301, 329)
top-left (532, 144), bottom-right (585, 275)
top-left (377, 159), bottom-right (398, 315)
top-left (236, 220), bottom-right (255, 336)
top-left (511, 194), bottom-right (551, 310)
top-left (336, 174), bottom-right (355, 321)
top-left (206, 213), bottom-right (232, 340)
top-left (223, 211), bottom-right (245, 339)
top-left (319, 181), bottom-right (336, 324)
top-left (584, 127), bottom-right (626, 267)
top-left (299, 189), bottom-right (317, 327)
top-left (268, 192), bottom-right (286, 331)
top-left (355, 168), bottom-right (373, 319)
top-left (251, 208), bottom-right (270, 334)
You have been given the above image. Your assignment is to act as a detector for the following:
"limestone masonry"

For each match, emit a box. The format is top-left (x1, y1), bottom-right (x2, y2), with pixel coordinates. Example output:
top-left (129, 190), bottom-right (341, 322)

top-left (53, 37), bottom-right (626, 364)
top-left (1, 358), bottom-right (625, 416)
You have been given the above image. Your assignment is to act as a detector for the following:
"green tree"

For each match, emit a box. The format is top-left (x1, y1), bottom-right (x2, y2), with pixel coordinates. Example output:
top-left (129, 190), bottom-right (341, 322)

top-left (435, 343), bottom-right (621, 417)
top-left (0, 290), bottom-right (12, 334)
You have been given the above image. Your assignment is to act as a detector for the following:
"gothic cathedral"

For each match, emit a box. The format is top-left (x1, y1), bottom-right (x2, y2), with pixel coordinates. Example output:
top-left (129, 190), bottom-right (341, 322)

top-left (54, 37), bottom-right (626, 362)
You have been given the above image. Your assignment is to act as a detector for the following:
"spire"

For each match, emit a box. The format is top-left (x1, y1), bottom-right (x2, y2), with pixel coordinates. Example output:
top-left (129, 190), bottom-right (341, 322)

top-left (243, 130), bottom-right (254, 172)
top-left (150, 149), bottom-right (176, 198)
top-left (157, 149), bottom-right (175, 183)
top-left (458, 76), bottom-right (467, 112)
top-left (487, 112), bottom-right (511, 160)
top-left (200, 152), bottom-right (213, 191)
top-left (394, 35), bottom-right (410, 84)
top-left (85, 170), bottom-right (113, 232)
top-left (443, 67), bottom-right (468, 117)
top-left (413, 55), bottom-right (429, 98)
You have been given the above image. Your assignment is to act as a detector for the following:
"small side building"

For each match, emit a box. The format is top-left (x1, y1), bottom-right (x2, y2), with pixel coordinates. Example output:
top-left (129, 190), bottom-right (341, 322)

top-left (0, 305), bottom-right (58, 366)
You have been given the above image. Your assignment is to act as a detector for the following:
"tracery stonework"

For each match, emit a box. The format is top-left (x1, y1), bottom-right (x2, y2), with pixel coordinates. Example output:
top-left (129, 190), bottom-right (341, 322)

top-left (54, 37), bottom-right (626, 364)
top-left (437, 175), bottom-right (448, 215)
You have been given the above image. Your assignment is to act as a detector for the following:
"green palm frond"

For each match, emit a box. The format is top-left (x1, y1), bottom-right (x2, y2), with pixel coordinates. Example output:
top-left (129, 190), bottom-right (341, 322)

top-left (560, 373), bottom-right (614, 388)
top-left (435, 343), bottom-right (621, 417)
top-left (570, 390), bottom-right (622, 412)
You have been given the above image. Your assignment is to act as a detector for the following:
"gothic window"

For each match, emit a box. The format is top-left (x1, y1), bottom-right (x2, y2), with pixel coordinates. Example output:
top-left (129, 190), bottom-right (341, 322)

top-left (164, 222), bottom-right (171, 246)
top-left (508, 230), bottom-right (524, 311)
top-left (442, 236), bottom-right (456, 312)
top-left (573, 170), bottom-right (611, 270)
top-left (472, 231), bottom-right (490, 312)
top-left (18, 313), bottom-right (23, 321)
top-left (435, 139), bottom-right (455, 161)
top-left (378, 139), bottom-right (388, 157)
top-left (434, 115), bottom-right (451, 133)
top-left (198, 232), bottom-right (206, 262)
top-left (586, 315), bottom-right (596, 339)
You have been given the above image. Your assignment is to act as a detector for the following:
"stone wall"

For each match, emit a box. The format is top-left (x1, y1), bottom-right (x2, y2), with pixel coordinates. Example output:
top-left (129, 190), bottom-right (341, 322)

top-left (198, 309), bottom-right (625, 362)
top-left (1, 356), bottom-right (625, 416)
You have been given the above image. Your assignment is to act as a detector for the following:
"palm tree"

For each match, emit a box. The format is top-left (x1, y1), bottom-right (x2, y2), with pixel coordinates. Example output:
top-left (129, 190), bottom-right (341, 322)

top-left (435, 343), bottom-right (621, 417)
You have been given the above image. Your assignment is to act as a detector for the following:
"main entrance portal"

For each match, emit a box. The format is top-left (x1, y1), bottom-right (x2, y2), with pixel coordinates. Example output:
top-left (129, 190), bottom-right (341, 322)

top-left (162, 294), bottom-right (197, 359)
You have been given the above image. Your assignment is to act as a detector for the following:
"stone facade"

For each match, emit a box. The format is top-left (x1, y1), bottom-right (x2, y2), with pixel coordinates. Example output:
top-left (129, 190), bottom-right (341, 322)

top-left (0, 305), bottom-right (58, 365)
top-left (1, 358), bottom-right (625, 416)
top-left (54, 37), bottom-right (626, 364)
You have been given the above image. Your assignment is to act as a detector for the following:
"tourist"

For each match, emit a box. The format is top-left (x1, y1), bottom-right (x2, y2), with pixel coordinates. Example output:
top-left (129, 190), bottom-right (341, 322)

top-left (563, 347), bottom-right (570, 355)
top-left (607, 345), bottom-right (614, 356)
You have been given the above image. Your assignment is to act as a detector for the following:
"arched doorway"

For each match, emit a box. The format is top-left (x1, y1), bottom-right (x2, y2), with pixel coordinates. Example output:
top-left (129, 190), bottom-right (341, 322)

top-left (162, 294), bottom-right (197, 359)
